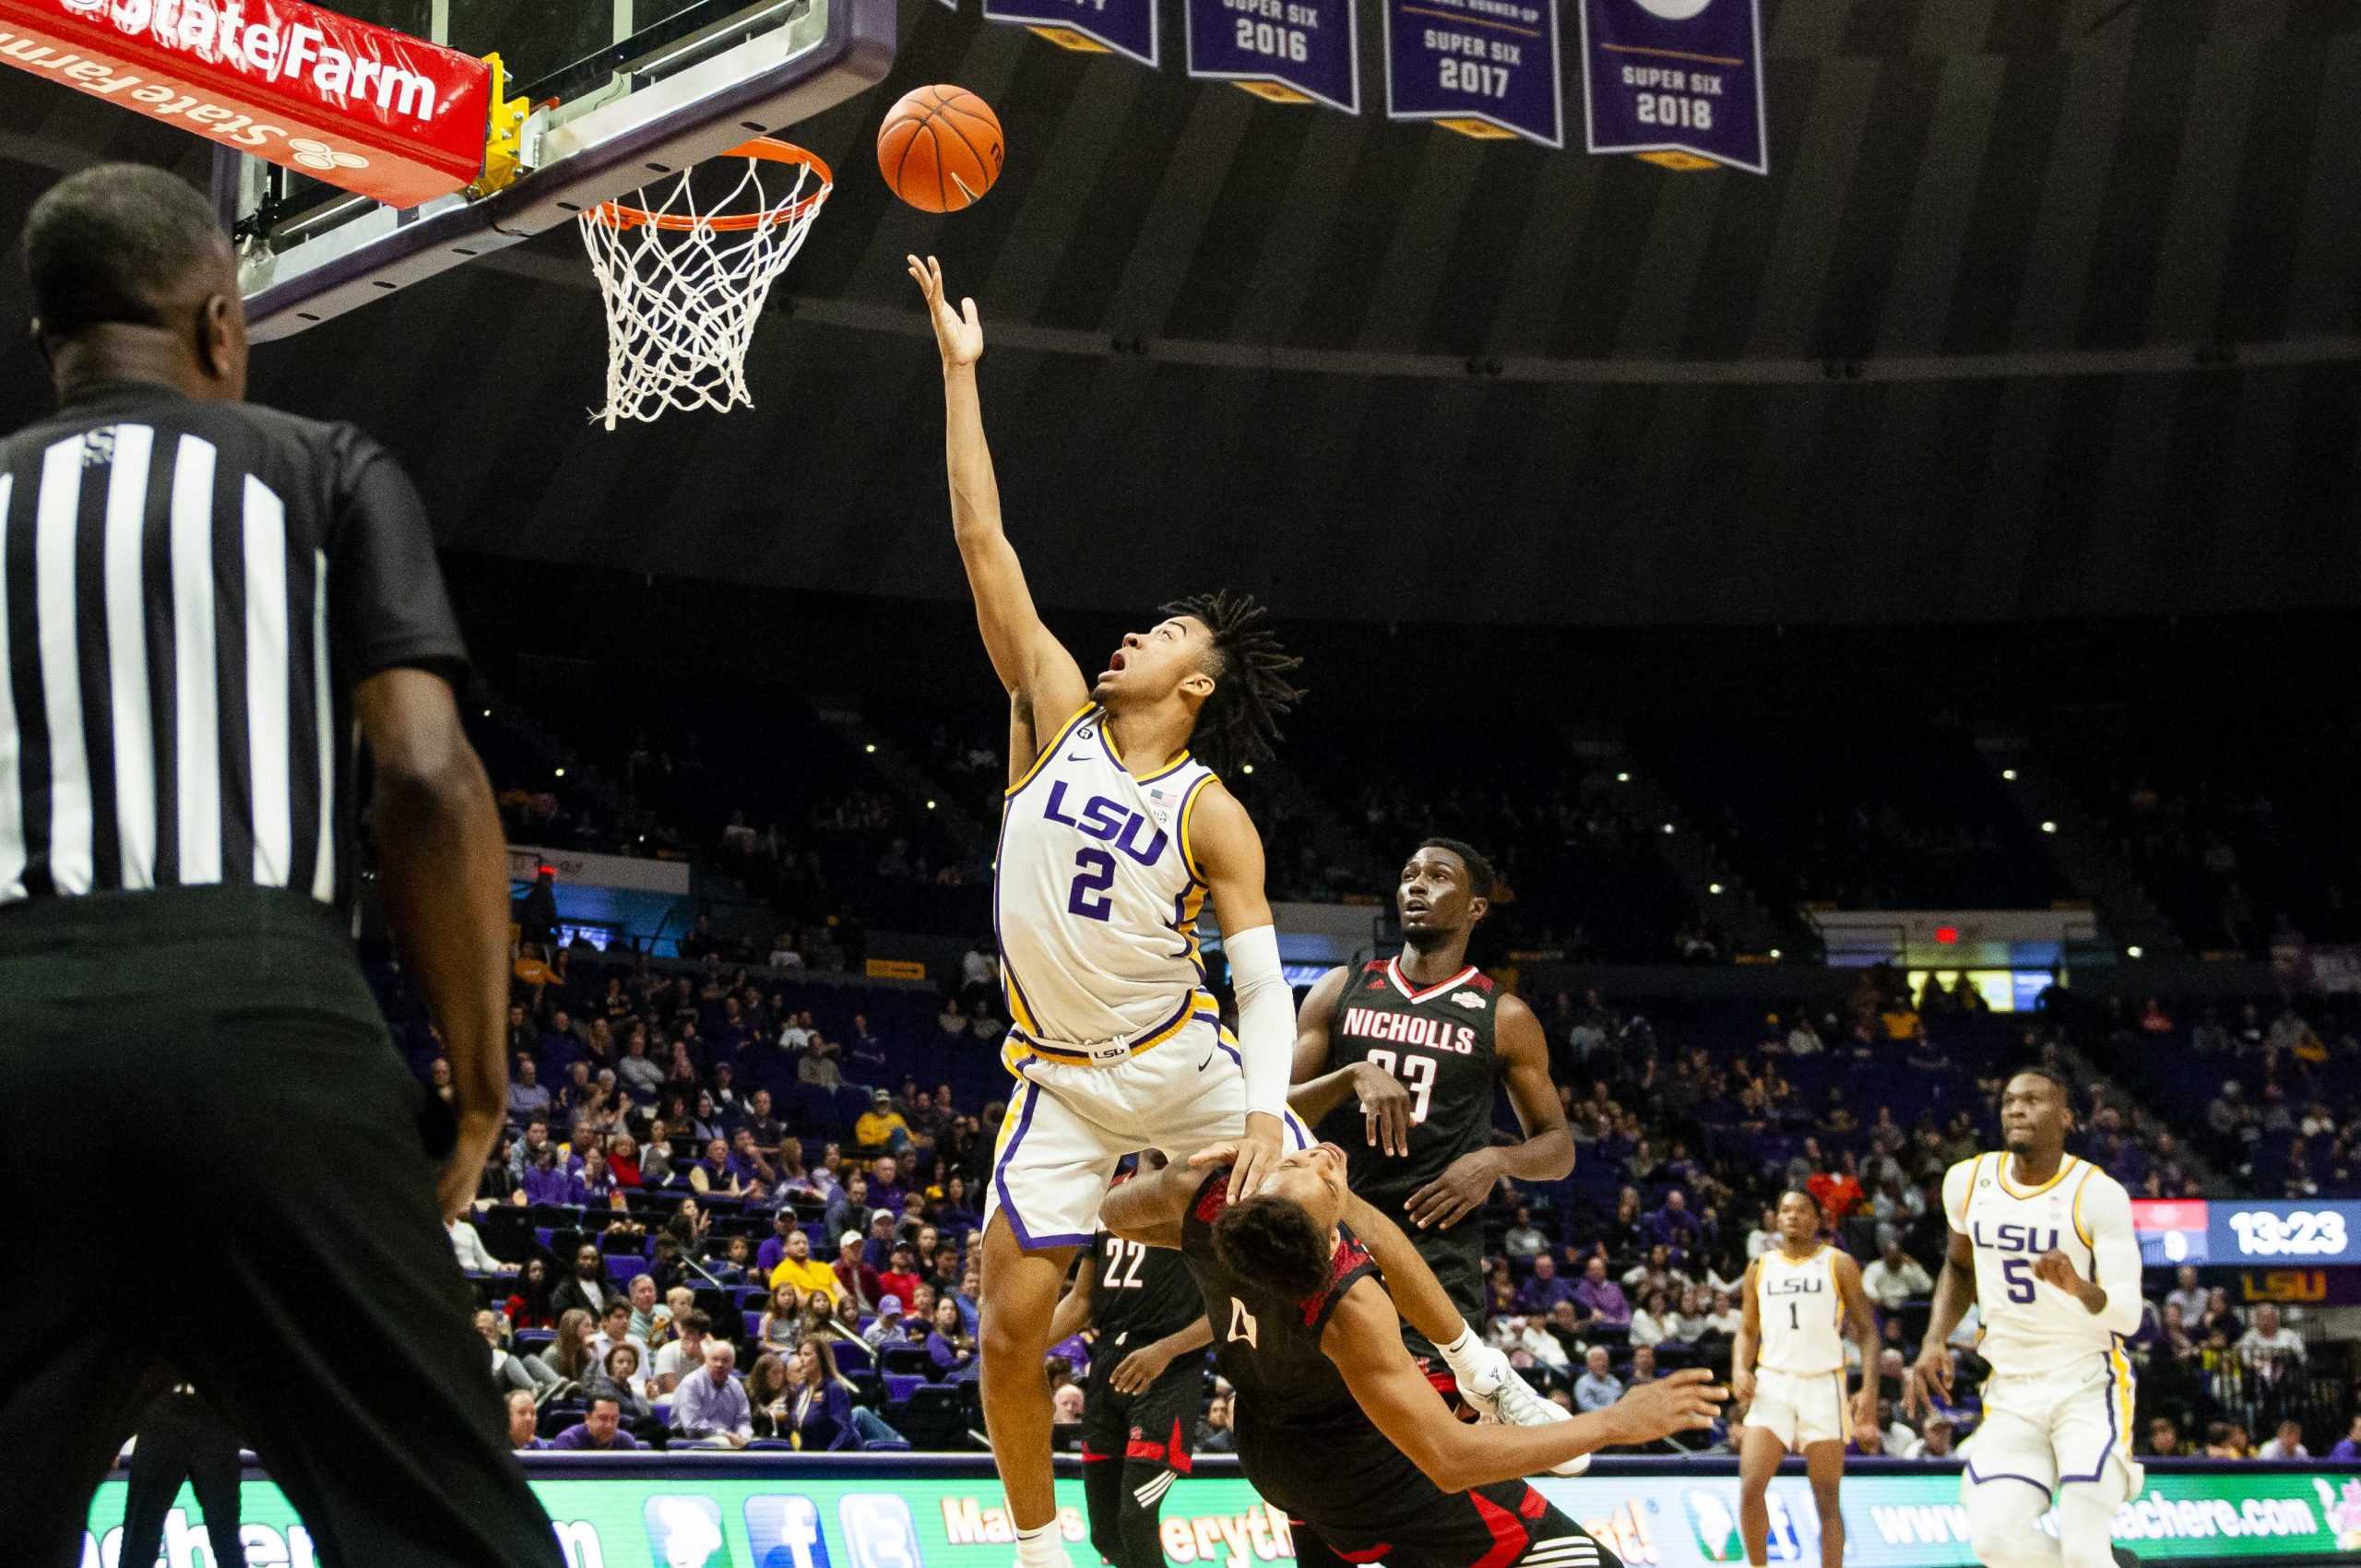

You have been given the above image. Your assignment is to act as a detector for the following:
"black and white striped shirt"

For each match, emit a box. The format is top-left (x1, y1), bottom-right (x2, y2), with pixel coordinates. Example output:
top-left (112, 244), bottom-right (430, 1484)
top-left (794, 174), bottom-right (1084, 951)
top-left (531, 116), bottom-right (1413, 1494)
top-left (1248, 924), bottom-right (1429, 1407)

top-left (0, 381), bottom-right (465, 911)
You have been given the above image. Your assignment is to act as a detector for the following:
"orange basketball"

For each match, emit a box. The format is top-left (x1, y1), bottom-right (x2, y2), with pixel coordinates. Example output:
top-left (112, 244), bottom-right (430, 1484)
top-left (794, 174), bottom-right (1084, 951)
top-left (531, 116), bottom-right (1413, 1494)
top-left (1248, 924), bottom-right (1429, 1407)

top-left (877, 84), bottom-right (1004, 213)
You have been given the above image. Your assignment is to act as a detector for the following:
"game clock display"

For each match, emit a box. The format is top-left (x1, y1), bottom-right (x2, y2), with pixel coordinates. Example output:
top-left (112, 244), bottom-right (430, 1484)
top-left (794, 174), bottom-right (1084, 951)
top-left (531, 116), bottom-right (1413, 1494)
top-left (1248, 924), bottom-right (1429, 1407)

top-left (2133, 1199), bottom-right (2361, 1266)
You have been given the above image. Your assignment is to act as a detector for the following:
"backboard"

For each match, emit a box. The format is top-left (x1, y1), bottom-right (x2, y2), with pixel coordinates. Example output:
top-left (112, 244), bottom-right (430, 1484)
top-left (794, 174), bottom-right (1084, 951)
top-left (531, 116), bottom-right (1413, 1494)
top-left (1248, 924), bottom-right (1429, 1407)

top-left (216, 0), bottom-right (893, 340)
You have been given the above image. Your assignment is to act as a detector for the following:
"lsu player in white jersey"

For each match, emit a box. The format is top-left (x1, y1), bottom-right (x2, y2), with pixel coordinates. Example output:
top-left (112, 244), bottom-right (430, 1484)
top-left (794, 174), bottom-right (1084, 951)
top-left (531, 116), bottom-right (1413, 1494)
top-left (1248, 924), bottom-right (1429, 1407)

top-left (909, 255), bottom-right (1553, 1568)
top-left (1910, 1067), bottom-right (2144, 1568)
top-left (1731, 1188), bottom-right (1880, 1568)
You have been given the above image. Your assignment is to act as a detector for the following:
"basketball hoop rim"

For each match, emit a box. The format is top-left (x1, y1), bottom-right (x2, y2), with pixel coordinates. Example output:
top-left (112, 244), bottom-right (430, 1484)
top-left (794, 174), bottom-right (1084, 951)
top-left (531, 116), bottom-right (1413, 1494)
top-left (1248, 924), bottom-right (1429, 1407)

top-left (587, 137), bottom-right (834, 232)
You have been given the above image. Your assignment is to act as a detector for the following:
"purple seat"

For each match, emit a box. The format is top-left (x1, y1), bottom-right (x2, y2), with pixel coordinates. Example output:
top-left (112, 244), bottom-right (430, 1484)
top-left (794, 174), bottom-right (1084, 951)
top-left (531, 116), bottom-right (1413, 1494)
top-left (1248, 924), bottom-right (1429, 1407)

top-left (883, 1372), bottom-right (923, 1402)
top-left (743, 1311), bottom-right (764, 1339)
top-left (832, 1339), bottom-right (872, 1372)
top-left (603, 1254), bottom-right (639, 1285)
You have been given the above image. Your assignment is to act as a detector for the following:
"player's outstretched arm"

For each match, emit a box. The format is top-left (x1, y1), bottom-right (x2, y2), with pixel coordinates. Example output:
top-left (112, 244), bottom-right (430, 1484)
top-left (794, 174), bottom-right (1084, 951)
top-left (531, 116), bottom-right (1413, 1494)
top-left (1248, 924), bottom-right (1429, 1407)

top-left (905, 255), bottom-right (1086, 749)
top-left (1405, 994), bottom-right (1573, 1230)
top-left (1832, 1251), bottom-right (1883, 1435)
top-left (1322, 1287), bottom-right (1723, 1493)
top-left (1192, 783), bottom-right (1292, 1201)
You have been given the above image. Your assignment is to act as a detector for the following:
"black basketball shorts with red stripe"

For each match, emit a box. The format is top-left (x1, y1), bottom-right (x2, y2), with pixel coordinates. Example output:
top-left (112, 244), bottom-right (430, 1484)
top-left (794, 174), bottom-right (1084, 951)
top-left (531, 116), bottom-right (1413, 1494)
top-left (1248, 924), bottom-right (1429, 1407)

top-left (1290, 1481), bottom-right (1622, 1568)
top-left (1080, 1353), bottom-right (1204, 1568)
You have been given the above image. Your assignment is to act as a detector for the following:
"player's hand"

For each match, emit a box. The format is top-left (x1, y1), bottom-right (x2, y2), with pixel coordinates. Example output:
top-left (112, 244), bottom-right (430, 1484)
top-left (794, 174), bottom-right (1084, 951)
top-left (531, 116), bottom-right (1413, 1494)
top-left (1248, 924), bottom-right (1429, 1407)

top-left (1851, 1421), bottom-right (1881, 1455)
top-left (1904, 1346), bottom-right (1952, 1419)
top-left (1599, 1368), bottom-right (1726, 1444)
top-left (1851, 1387), bottom-right (1879, 1435)
top-left (1730, 1366), bottom-right (1756, 1408)
top-left (2030, 1249), bottom-right (2081, 1292)
top-left (1228, 1112), bottom-right (1287, 1204)
top-left (1344, 1062), bottom-right (1415, 1157)
top-left (1405, 1148), bottom-right (1502, 1230)
top-left (907, 255), bottom-right (983, 366)
top-left (1111, 1343), bottom-right (1175, 1394)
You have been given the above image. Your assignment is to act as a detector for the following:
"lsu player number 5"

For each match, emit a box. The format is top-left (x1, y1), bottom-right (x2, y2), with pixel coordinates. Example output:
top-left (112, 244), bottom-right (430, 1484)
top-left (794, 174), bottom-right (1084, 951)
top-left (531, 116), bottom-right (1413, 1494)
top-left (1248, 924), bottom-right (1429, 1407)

top-left (1909, 1067), bottom-right (2143, 1568)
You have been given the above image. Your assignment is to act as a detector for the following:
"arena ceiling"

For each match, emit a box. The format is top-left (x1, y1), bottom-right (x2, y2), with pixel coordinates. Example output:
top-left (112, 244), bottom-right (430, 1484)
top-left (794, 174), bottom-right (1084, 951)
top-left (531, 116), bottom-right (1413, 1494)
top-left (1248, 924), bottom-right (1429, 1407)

top-left (2, 0), bottom-right (2358, 625)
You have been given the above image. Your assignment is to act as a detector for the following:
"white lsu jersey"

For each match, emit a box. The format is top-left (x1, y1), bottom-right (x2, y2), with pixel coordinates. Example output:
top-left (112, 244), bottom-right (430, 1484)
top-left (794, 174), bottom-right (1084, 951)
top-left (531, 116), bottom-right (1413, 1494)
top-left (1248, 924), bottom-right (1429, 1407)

top-left (994, 704), bottom-right (1220, 1055)
top-left (1753, 1245), bottom-right (1845, 1374)
top-left (1943, 1151), bottom-right (2138, 1379)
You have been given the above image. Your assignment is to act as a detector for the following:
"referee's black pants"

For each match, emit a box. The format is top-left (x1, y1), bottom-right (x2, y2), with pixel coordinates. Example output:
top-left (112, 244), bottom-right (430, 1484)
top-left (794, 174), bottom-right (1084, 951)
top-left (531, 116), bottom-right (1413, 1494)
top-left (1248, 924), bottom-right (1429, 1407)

top-left (120, 1389), bottom-right (247, 1568)
top-left (0, 886), bottom-right (565, 1568)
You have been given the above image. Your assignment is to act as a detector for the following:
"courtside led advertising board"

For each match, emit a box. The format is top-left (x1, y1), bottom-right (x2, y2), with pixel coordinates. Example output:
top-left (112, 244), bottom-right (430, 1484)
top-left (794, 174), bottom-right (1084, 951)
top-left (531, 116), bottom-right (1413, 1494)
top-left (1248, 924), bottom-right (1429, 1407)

top-left (83, 1461), bottom-right (2361, 1568)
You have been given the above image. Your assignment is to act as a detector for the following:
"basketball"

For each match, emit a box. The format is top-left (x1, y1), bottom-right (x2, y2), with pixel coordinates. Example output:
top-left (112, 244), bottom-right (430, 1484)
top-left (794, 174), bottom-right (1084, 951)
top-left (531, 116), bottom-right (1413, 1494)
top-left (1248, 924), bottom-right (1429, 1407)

top-left (877, 84), bottom-right (1004, 213)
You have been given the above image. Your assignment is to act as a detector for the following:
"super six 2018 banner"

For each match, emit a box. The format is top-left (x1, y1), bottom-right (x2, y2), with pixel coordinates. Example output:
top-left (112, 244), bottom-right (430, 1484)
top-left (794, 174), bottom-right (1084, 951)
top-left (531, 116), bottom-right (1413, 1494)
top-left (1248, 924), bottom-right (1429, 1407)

top-left (1577, 0), bottom-right (1766, 172)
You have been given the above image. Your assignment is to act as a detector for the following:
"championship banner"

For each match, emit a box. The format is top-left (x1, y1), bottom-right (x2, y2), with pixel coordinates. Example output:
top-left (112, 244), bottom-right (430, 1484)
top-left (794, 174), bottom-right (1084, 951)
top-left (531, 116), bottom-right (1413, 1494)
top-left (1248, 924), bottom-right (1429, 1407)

top-left (1184, 0), bottom-right (1356, 113)
top-left (984, 0), bottom-right (1156, 66)
top-left (1577, 0), bottom-right (1766, 173)
top-left (0, 0), bottom-right (494, 206)
top-left (81, 1463), bottom-right (2361, 1568)
top-left (1382, 0), bottom-right (1560, 146)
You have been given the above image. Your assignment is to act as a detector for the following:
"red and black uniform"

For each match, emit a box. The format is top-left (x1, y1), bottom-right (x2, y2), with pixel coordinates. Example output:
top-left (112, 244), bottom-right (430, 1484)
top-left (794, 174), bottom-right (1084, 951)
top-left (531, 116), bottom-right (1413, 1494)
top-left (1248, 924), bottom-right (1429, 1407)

top-left (1314, 957), bottom-right (1502, 1376)
top-left (1081, 1225), bottom-right (1207, 1568)
top-left (1180, 1170), bottom-right (1617, 1568)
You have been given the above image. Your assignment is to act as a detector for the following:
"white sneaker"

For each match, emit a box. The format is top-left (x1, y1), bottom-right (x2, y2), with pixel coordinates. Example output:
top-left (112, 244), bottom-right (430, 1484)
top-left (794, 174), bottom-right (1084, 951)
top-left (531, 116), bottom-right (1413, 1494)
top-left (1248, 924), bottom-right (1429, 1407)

top-left (1453, 1346), bottom-right (1591, 1476)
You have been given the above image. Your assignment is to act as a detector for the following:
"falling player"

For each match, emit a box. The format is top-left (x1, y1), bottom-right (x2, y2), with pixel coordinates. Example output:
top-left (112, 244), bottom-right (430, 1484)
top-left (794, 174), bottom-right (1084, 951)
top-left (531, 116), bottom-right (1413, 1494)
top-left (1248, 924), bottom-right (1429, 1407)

top-left (1289, 838), bottom-right (1574, 1426)
top-left (1105, 1141), bottom-right (1726, 1568)
top-left (1048, 1162), bottom-right (1214, 1568)
top-left (1909, 1068), bottom-right (2143, 1568)
top-left (909, 254), bottom-right (1572, 1568)
top-left (1731, 1188), bottom-right (1880, 1568)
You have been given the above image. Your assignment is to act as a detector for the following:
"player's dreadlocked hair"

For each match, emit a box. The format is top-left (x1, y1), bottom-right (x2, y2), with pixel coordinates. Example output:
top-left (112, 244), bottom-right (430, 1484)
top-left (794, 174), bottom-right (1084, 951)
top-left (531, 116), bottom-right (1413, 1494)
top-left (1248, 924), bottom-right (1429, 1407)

top-left (1161, 589), bottom-right (1304, 778)
top-left (1212, 1194), bottom-right (1335, 1301)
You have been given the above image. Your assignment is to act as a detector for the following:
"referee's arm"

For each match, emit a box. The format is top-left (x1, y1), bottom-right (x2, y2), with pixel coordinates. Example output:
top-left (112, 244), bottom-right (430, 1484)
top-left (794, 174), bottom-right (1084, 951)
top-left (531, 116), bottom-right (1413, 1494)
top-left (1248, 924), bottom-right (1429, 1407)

top-left (360, 667), bottom-right (509, 1220)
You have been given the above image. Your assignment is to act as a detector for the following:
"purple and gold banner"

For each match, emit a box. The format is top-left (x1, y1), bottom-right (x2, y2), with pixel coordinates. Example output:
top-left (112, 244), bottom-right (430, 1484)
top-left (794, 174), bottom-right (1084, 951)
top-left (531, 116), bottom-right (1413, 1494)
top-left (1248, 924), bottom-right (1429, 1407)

top-left (1578, 0), bottom-right (1767, 173)
top-left (984, 0), bottom-right (1158, 64)
top-left (1184, 0), bottom-right (1358, 113)
top-left (1383, 0), bottom-right (1561, 146)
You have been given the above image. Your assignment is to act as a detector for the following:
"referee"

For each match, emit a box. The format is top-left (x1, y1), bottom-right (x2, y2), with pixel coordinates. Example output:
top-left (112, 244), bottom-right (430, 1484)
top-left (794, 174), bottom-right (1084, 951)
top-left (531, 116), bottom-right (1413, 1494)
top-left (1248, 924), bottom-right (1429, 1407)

top-left (1, 165), bottom-right (564, 1567)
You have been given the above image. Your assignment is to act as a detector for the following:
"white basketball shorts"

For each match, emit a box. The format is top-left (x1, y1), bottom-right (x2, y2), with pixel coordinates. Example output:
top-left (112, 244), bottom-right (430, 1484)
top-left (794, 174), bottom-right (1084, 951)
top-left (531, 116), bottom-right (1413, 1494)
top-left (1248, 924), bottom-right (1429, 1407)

top-left (983, 1016), bottom-right (1312, 1250)
top-left (1962, 1348), bottom-right (2142, 1503)
top-left (1744, 1367), bottom-right (1849, 1450)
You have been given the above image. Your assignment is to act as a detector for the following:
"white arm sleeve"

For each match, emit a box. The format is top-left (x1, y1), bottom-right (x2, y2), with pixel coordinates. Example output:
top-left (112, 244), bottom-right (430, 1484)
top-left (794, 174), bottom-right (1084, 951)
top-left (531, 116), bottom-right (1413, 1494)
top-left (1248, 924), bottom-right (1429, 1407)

top-left (1225, 924), bottom-right (1295, 1123)
top-left (2080, 1175), bottom-right (2146, 1337)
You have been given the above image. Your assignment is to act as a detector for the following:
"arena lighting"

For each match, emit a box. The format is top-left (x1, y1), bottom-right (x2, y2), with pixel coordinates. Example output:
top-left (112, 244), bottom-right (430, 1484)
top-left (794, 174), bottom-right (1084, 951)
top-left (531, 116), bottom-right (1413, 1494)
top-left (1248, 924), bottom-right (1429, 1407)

top-left (481, 707), bottom-right (492, 717)
top-left (2129, 945), bottom-right (2144, 958)
top-left (2001, 767), bottom-right (2019, 780)
top-left (1616, 771), bottom-right (1631, 782)
top-left (865, 743), bottom-right (877, 753)
top-left (554, 767), bottom-right (566, 778)
top-left (1708, 882), bottom-right (1723, 894)
top-left (1769, 948), bottom-right (1782, 959)
top-left (1934, 924), bottom-right (1959, 944)
top-left (1242, 764), bottom-right (1256, 774)
top-left (1660, 823), bottom-right (1676, 835)
top-left (2040, 820), bottom-right (2058, 834)
top-left (926, 800), bottom-right (937, 810)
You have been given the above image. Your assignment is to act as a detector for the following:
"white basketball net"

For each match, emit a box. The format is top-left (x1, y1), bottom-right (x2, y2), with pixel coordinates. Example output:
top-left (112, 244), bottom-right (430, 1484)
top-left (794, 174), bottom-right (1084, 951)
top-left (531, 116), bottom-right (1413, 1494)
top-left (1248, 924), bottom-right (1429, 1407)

top-left (578, 144), bottom-right (830, 429)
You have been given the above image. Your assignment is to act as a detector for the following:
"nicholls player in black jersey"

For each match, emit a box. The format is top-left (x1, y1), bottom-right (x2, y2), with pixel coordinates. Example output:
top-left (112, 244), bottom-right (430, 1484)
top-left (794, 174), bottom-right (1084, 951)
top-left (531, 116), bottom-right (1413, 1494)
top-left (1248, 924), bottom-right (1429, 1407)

top-left (1100, 1144), bottom-right (1724, 1568)
top-left (1290, 839), bottom-right (1573, 1404)
top-left (1047, 1166), bottom-right (1215, 1568)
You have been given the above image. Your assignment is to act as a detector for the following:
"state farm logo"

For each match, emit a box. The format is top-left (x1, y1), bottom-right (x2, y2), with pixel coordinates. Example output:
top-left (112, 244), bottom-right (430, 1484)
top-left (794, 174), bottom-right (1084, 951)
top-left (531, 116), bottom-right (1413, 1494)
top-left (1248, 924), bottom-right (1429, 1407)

top-left (62, 0), bottom-right (450, 123)
top-left (289, 137), bottom-right (366, 171)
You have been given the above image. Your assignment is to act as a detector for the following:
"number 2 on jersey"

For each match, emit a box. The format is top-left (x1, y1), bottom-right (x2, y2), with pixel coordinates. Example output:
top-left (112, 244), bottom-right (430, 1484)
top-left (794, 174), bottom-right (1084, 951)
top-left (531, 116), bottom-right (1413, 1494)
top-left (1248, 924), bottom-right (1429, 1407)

top-left (1067, 849), bottom-right (1115, 921)
top-left (1363, 1049), bottom-right (1436, 1124)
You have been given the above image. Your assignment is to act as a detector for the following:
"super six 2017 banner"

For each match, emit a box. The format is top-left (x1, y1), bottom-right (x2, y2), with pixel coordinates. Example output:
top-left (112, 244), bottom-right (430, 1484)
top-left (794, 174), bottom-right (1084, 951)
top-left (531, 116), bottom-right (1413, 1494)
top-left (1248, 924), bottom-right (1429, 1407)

top-left (1382, 0), bottom-right (1560, 147)
top-left (1577, 0), bottom-right (1766, 172)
